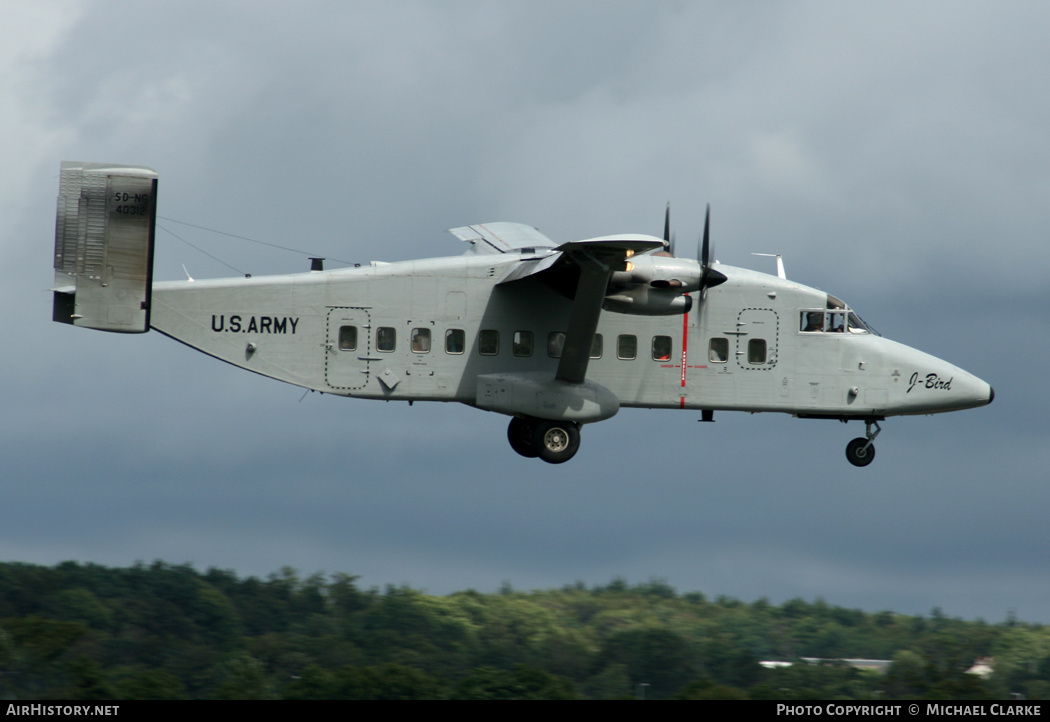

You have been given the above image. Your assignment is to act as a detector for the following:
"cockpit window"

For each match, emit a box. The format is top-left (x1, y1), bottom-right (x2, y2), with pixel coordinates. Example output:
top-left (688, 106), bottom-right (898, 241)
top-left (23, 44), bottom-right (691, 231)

top-left (801, 311), bottom-right (824, 332)
top-left (827, 312), bottom-right (845, 333)
top-left (800, 296), bottom-right (881, 336)
top-left (848, 311), bottom-right (879, 335)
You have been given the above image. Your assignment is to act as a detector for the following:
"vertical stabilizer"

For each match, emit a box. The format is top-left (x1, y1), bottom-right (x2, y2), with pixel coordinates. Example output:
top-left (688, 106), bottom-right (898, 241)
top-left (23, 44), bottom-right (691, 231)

top-left (53, 161), bottom-right (158, 333)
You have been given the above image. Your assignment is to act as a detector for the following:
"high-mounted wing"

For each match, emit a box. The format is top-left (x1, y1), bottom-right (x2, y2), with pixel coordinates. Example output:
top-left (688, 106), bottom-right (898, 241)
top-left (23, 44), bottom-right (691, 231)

top-left (450, 222), bottom-right (557, 255)
top-left (552, 236), bottom-right (664, 383)
top-left (499, 234), bottom-right (664, 384)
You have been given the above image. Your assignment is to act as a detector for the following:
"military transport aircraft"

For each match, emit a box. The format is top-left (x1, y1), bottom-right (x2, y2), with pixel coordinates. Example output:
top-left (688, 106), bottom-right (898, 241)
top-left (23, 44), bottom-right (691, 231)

top-left (51, 162), bottom-right (993, 466)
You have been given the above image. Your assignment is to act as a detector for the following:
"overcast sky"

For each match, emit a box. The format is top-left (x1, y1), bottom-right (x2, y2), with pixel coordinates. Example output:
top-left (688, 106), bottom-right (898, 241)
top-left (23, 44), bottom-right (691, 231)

top-left (3, 0), bottom-right (1047, 624)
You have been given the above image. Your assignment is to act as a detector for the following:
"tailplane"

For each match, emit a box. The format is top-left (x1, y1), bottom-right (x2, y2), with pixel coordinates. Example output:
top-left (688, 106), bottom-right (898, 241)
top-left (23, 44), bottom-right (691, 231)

top-left (52, 161), bottom-right (158, 333)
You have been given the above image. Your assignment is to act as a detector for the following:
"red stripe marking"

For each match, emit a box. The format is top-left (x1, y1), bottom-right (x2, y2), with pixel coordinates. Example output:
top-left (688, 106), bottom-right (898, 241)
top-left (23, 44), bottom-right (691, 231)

top-left (680, 298), bottom-right (689, 408)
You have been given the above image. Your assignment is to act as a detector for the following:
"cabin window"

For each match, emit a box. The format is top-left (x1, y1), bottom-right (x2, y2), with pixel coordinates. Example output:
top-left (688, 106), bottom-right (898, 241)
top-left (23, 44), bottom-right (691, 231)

top-left (652, 335), bottom-right (672, 361)
top-left (513, 331), bottom-right (533, 357)
top-left (748, 338), bottom-right (767, 364)
top-left (545, 332), bottom-right (602, 358)
top-left (377, 327), bottom-right (396, 352)
top-left (479, 329), bottom-right (499, 356)
top-left (411, 328), bottom-right (431, 353)
top-left (709, 337), bottom-right (728, 363)
top-left (590, 334), bottom-right (603, 359)
top-left (338, 325), bottom-right (357, 351)
top-left (617, 335), bottom-right (637, 360)
top-left (445, 329), bottom-right (465, 354)
top-left (548, 332), bottom-right (565, 358)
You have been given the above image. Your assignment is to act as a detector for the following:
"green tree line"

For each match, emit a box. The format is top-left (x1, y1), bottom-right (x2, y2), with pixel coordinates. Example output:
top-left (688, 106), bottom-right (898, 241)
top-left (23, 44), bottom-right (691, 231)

top-left (0, 561), bottom-right (1045, 699)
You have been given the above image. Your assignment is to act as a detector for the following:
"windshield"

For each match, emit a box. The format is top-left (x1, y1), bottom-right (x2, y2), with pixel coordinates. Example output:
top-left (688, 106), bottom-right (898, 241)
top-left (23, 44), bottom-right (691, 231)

top-left (847, 311), bottom-right (879, 336)
top-left (799, 296), bottom-right (881, 336)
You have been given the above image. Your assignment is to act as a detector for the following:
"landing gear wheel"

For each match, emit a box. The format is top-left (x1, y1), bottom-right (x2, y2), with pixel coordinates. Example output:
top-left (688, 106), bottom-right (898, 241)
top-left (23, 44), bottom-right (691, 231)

top-left (507, 417), bottom-right (539, 458)
top-left (533, 421), bottom-right (581, 464)
top-left (846, 437), bottom-right (875, 467)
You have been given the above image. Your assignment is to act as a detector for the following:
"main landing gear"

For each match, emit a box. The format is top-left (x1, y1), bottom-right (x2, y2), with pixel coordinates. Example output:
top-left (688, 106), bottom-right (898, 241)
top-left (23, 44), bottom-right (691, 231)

top-left (507, 416), bottom-right (581, 464)
top-left (845, 419), bottom-right (881, 467)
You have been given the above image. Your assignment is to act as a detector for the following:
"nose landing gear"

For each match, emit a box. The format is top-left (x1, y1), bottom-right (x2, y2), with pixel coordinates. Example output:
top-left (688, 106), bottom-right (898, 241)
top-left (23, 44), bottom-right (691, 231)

top-left (846, 419), bottom-right (881, 467)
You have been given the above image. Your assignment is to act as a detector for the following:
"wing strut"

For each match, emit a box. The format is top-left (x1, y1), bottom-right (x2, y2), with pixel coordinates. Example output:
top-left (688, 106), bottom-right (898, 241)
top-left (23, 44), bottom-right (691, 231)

top-left (555, 259), bottom-right (612, 384)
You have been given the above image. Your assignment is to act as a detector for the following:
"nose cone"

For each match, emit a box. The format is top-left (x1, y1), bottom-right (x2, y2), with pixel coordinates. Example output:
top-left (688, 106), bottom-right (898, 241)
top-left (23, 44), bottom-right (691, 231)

top-left (960, 379), bottom-right (993, 411)
top-left (883, 339), bottom-right (993, 415)
top-left (910, 367), bottom-right (993, 414)
top-left (909, 367), bottom-right (994, 414)
top-left (961, 371), bottom-right (995, 410)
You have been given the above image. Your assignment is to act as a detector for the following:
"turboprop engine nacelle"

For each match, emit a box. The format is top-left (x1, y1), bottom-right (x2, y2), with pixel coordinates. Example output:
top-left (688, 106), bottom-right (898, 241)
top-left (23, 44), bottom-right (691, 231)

top-left (603, 286), bottom-right (693, 315)
top-left (605, 253), bottom-right (699, 315)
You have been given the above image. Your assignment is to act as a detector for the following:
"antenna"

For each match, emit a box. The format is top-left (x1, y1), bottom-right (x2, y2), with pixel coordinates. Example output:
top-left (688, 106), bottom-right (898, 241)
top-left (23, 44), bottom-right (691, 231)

top-left (751, 253), bottom-right (786, 280)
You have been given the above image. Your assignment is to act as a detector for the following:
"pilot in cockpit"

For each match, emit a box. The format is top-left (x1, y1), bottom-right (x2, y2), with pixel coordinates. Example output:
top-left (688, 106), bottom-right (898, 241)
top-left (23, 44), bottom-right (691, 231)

top-left (802, 311), bottom-right (824, 332)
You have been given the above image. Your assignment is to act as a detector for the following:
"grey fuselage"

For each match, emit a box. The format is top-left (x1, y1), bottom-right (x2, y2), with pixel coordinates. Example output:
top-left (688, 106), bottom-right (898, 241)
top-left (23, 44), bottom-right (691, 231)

top-left (150, 250), bottom-right (993, 422)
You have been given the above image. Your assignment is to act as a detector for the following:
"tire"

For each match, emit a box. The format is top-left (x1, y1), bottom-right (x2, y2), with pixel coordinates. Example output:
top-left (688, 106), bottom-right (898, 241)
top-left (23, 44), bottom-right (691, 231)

top-left (846, 437), bottom-right (875, 467)
top-left (533, 421), bottom-right (581, 464)
top-left (507, 417), bottom-right (539, 458)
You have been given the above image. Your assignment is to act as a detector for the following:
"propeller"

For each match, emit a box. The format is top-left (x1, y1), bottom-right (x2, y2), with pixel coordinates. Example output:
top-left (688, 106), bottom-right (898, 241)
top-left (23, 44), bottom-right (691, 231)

top-left (699, 204), bottom-right (710, 266)
top-left (698, 203), bottom-right (727, 296)
top-left (612, 202), bottom-right (724, 314)
top-left (663, 202), bottom-right (676, 256)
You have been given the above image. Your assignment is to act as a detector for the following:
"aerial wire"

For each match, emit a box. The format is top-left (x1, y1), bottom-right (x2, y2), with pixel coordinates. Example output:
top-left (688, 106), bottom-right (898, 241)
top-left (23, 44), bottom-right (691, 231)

top-left (156, 223), bottom-right (248, 277)
top-left (157, 216), bottom-right (355, 267)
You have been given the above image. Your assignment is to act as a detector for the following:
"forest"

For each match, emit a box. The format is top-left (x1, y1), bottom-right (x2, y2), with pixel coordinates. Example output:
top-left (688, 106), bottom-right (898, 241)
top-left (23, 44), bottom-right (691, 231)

top-left (1, 560), bottom-right (1048, 700)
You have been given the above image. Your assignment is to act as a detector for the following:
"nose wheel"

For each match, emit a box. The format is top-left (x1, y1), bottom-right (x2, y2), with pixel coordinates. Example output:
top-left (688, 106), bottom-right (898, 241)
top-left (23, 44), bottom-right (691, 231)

top-left (845, 420), bottom-right (881, 467)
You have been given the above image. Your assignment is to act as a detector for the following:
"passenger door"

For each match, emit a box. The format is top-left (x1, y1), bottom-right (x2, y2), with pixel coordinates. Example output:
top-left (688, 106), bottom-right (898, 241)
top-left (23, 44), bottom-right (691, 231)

top-left (735, 308), bottom-right (779, 370)
top-left (325, 307), bottom-right (373, 391)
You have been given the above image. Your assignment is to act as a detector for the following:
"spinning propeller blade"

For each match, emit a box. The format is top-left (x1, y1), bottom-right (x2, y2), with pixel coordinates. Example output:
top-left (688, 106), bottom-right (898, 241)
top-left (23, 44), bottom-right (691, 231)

top-left (663, 202), bottom-right (675, 256)
top-left (698, 203), bottom-right (727, 298)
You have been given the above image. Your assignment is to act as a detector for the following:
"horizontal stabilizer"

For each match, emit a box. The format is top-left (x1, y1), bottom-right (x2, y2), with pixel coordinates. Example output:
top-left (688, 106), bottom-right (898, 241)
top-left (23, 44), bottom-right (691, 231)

top-left (53, 162), bottom-right (158, 333)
